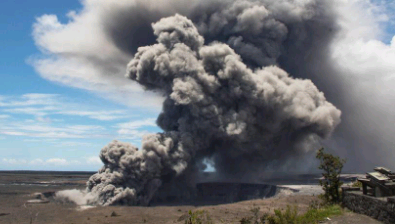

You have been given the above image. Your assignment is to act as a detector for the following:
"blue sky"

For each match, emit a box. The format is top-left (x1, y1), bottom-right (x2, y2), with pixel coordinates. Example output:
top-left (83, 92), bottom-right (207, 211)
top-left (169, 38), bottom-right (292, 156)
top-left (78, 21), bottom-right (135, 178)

top-left (1, 0), bottom-right (394, 171)
top-left (0, 0), bottom-right (161, 171)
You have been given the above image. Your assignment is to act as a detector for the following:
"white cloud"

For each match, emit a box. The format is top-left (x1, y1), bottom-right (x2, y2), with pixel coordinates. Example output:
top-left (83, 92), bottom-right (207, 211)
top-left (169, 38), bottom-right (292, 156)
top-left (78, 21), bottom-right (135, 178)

top-left (0, 93), bottom-right (146, 139)
top-left (23, 139), bottom-right (97, 148)
top-left (29, 158), bottom-right (44, 165)
top-left (0, 94), bottom-right (60, 107)
top-left (45, 158), bottom-right (77, 166)
top-left (86, 156), bottom-right (102, 165)
top-left (23, 138), bottom-right (59, 142)
top-left (35, 116), bottom-right (63, 123)
top-left (33, 132), bottom-right (86, 138)
top-left (117, 129), bottom-right (152, 140)
top-left (54, 141), bottom-right (98, 148)
top-left (333, 36), bottom-right (395, 80)
top-left (0, 121), bottom-right (107, 139)
top-left (2, 131), bottom-right (80, 138)
top-left (116, 118), bottom-right (157, 129)
top-left (46, 158), bottom-right (78, 166)
top-left (2, 158), bottom-right (28, 165)
top-left (331, 0), bottom-right (395, 105)
top-left (2, 157), bottom-right (89, 167)
top-left (46, 158), bottom-right (68, 165)
top-left (0, 93), bottom-right (135, 121)
top-left (115, 118), bottom-right (157, 139)
top-left (0, 114), bottom-right (10, 119)
top-left (0, 94), bottom-right (158, 143)
top-left (3, 106), bottom-right (58, 117)
top-left (31, 6), bottom-right (163, 109)
top-left (0, 131), bottom-right (25, 136)
top-left (65, 125), bottom-right (105, 132)
top-left (59, 110), bottom-right (129, 121)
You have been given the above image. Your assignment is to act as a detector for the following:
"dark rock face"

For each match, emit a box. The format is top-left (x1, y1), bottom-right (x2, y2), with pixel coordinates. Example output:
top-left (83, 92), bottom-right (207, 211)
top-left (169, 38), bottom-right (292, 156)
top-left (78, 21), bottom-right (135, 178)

top-left (196, 182), bottom-right (278, 204)
top-left (343, 190), bottom-right (395, 224)
top-left (150, 182), bottom-right (286, 206)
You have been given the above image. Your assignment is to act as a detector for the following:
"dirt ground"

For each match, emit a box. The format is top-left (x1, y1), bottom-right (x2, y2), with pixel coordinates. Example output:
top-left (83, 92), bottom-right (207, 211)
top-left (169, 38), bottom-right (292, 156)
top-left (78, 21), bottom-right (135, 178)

top-left (0, 171), bottom-right (383, 224)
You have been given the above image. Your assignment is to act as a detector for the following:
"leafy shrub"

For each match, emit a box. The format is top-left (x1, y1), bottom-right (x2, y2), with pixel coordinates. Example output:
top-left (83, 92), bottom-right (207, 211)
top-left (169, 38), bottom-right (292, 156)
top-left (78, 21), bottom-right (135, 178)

top-left (185, 210), bottom-right (213, 224)
top-left (316, 147), bottom-right (346, 204)
top-left (266, 205), bottom-right (298, 224)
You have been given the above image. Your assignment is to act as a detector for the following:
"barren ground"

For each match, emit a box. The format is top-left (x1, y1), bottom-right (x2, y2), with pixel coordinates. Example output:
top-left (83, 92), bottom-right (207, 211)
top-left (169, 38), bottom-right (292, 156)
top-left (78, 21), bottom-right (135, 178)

top-left (0, 171), bottom-right (382, 224)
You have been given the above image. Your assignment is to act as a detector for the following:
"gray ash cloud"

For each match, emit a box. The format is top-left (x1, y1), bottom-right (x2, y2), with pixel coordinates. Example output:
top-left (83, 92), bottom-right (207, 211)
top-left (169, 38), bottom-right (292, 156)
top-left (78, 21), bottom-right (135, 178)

top-left (86, 8), bottom-right (341, 206)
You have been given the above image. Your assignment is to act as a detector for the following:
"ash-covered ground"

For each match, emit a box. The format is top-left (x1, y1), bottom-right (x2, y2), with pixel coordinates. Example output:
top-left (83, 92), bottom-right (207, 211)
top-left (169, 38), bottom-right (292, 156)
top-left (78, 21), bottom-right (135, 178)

top-left (0, 171), bottom-right (381, 224)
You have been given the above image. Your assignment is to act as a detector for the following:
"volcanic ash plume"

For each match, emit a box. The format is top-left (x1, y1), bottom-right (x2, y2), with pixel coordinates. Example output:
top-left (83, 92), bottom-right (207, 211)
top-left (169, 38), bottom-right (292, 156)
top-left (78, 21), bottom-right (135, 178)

top-left (86, 14), bottom-right (341, 206)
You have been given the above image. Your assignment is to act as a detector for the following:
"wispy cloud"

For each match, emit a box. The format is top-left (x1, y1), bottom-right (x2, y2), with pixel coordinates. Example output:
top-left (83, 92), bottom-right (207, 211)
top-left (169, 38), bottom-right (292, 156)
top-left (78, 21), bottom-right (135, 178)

top-left (0, 93), bottom-right (132, 121)
top-left (0, 119), bottom-right (108, 139)
top-left (22, 138), bottom-right (98, 148)
top-left (115, 118), bottom-right (156, 129)
top-left (86, 156), bottom-right (102, 165)
top-left (23, 138), bottom-right (59, 142)
top-left (59, 110), bottom-right (128, 121)
top-left (116, 129), bottom-right (152, 140)
top-left (54, 141), bottom-right (99, 148)
top-left (46, 158), bottom-right (77, 166)
top-left (29, 158), bottom-right (45, 165)
top-left (0, 93), bottom-right (159, 169)
top-left (1, 131), bottom-right (25, 136)
top-left (0, 114), bottom-right (10, 119)
top-left (0, 93), bottom-right (145, 139)
top-left (30, 10), bottom-right (164, 109)
top-left (2, 157), bottom-right (82, 166)
top-left (0, 96), bottom-right (159, 140)
top-left (2, 158), bottom-right (28, 165)
top-left (0, 94), bottom-right (60, 107)
top-left (115, 118), bottom-right (157, 140)
top-left (0, 92), bottom-right (162, 173)
top-left (3, 106), bottom-right (58, 117)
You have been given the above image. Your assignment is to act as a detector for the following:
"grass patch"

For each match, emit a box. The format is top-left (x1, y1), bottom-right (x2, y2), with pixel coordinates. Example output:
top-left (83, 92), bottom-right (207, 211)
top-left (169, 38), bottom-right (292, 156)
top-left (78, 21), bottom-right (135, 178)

top-left (297, 204), bottom-right (343, 224)
top-left (240, 203), bottom-right (343, 224)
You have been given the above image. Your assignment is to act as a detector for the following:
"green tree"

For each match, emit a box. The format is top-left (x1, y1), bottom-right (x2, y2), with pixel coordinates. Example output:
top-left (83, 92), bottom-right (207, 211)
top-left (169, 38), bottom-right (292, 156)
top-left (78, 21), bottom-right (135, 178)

top-left (316, 147), bottom-right (346, 204)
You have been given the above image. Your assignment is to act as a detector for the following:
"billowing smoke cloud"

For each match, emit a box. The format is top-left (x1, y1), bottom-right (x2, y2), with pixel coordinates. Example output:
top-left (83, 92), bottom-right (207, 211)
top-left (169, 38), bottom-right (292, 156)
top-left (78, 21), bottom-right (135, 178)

top-left (32, 0), bottom-right (395, 205)
top-left (86, 13), bottom-right (340, 205)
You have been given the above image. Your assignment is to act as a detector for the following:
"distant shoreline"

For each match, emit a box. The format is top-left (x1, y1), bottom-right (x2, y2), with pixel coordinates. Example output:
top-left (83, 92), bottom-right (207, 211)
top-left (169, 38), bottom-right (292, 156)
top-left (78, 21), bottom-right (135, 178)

top-left (0, 170), bottom-right (364, 176)
top-left (0, 170), bottom-right (96, 175)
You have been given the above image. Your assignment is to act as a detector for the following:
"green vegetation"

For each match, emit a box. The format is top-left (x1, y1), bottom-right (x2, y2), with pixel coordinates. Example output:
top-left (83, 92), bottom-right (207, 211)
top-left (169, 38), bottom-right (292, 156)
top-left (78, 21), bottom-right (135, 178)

top-left (239, 204), bottom-right (343, 224)
top-left (265, 205), bottom-right (298, 224)
top-left (185, 210), bottom-right (213, 224)
top-left (298, 204), bottom-right (343, 223)
top-left (316, 147), bottom-right (346, 204)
